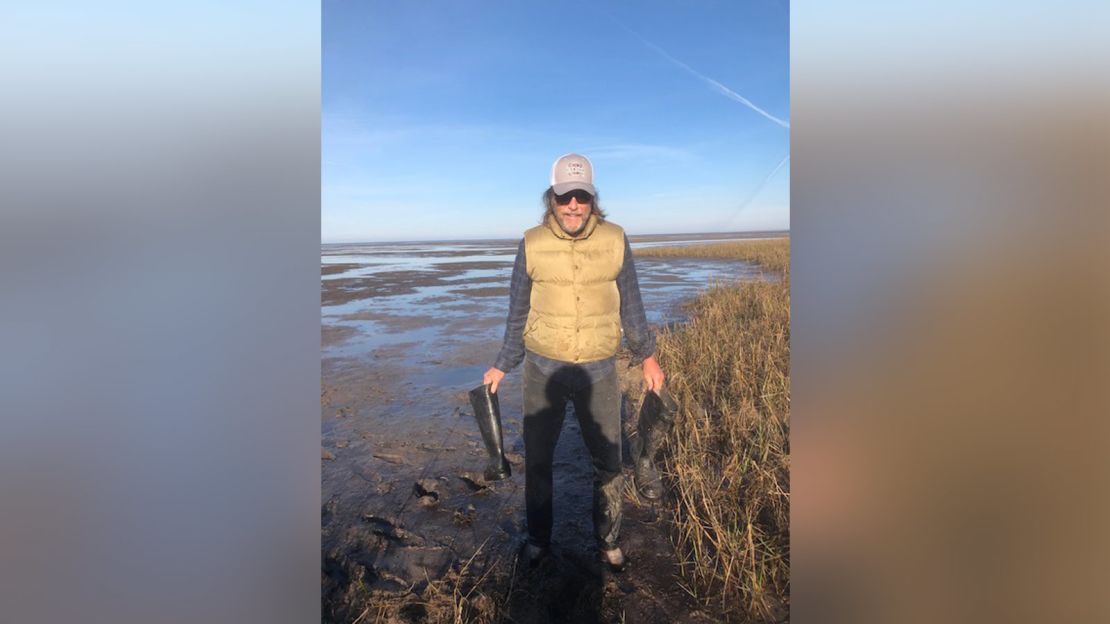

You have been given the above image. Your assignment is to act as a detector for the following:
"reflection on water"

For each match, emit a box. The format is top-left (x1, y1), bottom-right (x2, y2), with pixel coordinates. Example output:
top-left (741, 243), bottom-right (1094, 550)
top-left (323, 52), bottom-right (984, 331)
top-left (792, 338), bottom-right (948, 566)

top-left (321, 237), bottom-right (776, 366)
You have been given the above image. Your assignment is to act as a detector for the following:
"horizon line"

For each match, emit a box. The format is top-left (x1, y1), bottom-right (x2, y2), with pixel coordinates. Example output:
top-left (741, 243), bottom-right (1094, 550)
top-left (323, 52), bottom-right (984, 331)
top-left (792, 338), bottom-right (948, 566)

top-left (321, 228), bottom-right (790, 246)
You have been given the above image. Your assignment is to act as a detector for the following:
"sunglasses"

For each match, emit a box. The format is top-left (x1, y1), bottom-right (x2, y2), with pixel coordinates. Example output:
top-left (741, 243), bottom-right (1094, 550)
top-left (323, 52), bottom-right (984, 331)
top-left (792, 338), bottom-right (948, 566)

top-left (555, 190), bottom-right (594, 205)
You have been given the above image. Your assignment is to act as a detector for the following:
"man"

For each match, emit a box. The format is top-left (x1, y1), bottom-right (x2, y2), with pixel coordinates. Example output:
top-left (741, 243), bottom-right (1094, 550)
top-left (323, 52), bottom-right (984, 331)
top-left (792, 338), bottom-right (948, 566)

top-left (483, 153), bottom-right (665, 572)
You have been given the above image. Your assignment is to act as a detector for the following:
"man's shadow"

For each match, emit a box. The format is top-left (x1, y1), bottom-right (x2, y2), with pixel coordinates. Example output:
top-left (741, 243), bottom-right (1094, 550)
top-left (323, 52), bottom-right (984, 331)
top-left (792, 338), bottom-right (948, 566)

top-left (502, 363), bottom-right (626, 623)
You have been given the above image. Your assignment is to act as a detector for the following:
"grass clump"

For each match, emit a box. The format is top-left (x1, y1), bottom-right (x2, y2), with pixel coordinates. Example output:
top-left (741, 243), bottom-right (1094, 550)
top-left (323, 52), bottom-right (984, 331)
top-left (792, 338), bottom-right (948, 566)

top-left (639, 237), bottom-right (790, 621)
top-left (342, 540), bottom-right (510, 624)
top-left (635, 238), bottom-right (790, 274)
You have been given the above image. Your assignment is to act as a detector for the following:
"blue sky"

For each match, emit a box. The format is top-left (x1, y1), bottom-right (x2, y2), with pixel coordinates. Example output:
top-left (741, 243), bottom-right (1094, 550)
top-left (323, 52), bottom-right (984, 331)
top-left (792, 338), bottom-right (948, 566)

top-left (323, 0), bottom-right (789, 243)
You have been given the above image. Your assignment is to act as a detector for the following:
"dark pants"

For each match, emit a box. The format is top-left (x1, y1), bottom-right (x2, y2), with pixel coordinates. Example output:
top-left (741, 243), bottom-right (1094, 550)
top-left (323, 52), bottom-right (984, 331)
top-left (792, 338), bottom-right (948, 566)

top-left (522, 357), bottom-right (623, 550)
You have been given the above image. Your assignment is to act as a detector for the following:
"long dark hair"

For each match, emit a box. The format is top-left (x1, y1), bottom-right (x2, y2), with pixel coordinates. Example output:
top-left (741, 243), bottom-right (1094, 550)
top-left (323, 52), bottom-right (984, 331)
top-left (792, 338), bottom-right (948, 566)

top-left (540, 187), bottom-right (607, 224)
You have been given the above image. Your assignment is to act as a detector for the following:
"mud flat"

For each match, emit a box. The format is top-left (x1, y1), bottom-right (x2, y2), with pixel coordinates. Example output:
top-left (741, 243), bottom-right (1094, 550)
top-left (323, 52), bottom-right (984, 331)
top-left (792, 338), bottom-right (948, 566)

top-left (321, 237), bottom-right (767, 622)
top-left (322, 354), bottom-right (723, 623)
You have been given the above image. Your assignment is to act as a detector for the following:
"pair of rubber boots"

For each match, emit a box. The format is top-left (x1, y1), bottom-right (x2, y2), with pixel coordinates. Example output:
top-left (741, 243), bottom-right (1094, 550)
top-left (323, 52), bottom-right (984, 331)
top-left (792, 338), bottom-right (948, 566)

top-left (468, 384), bottom-right (511, 481)
top-left (632, 387), bottom-right (679, 500)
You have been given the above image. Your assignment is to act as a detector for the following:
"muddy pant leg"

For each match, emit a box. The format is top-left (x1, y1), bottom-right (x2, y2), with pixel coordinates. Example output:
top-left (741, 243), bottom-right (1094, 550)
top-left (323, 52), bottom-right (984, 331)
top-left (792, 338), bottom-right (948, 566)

top-left (522, 359), bottom-right (567, 547)
top-left (571, 370), bottom-right (623, 550)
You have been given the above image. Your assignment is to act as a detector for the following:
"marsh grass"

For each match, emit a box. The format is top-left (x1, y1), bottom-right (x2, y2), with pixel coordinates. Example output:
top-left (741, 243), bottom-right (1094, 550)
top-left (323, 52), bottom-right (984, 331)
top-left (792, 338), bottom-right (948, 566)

top-left (338, 238), bottom-right (790, 623)
top-left (636, 238), bottom-right (790, 274)
top-left (637, 237), bottom-right (790, 621)
top-left (349, 541), bottom-right (510, 624)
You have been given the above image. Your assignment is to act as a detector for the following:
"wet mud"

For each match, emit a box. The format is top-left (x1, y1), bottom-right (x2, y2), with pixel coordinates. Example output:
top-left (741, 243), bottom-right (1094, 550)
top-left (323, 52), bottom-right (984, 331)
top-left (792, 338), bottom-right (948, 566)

top-left (323, 263), bottom-right (363, 276)
top-left (320, 237), bottom-right (771, 623)
top-left (322, 271), bottom-right (454, 307)
top-left (322, 354), bottom-right (720, 624)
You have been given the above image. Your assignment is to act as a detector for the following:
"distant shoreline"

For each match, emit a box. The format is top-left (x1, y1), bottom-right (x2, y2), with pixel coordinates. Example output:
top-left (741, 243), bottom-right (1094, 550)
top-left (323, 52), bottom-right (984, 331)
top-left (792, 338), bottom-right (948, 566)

top-left (322, 229), bottom-right (790, 248)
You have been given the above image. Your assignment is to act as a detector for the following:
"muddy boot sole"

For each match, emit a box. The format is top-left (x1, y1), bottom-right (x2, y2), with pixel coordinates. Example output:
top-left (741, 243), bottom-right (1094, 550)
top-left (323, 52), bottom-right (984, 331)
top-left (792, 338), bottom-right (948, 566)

top-left (599, 548), bottom-right (629, 573)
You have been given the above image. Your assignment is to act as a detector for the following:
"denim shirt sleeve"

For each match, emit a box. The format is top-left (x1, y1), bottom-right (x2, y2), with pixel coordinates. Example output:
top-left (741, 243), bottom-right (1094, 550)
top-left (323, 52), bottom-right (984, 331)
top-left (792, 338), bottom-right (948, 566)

top-left (617, 235), bottom-right (657, 362)
top-left (493, 239), bottom-right (531, 372)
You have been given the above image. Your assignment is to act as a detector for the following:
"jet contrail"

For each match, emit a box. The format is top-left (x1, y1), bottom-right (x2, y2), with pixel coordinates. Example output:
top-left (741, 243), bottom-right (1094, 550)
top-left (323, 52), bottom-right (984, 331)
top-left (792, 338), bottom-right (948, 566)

top-left (636, 38), bottom-right (790, 129)
top-left (591, 5), bottom-right (790, 129)
top-left (726, 153), bottom-right (790, 224)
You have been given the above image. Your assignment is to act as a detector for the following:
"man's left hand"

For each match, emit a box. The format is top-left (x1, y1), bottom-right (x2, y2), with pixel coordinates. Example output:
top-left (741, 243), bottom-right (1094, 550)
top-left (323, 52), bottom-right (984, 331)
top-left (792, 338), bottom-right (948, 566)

top-left (642, 355), bottom-right (665, 393)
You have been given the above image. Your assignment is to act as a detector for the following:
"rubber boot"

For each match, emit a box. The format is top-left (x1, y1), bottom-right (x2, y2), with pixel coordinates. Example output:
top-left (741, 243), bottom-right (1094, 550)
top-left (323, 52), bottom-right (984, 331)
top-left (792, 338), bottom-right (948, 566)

top-left (633, 387), bottom-right (678, 499)
top-left (469, 384), bottom-right (511, 481)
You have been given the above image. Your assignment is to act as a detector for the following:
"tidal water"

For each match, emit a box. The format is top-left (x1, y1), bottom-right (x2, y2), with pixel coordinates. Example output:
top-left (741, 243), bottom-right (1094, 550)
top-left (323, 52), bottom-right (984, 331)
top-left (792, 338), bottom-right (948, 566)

top-left (321, 235), bottom-right (772, 366)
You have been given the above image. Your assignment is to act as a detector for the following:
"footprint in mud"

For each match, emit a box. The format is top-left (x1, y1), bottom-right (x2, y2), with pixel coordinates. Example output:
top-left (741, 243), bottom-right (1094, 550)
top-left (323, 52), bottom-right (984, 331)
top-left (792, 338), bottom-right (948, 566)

top-left (458, 471), bottom-right (503, 492)
top-left (322, 549), bottom-right (379, 606)
top-left (413, 478), bottom-right (443, 505)
top-left (362, 514), bottom-right (425, 547)
top-left (452, 504), bottom-right (477, 527)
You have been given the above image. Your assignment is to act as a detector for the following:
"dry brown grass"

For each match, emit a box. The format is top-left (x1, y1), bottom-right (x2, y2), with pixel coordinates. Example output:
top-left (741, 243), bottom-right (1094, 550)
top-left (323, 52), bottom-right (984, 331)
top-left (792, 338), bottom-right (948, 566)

top-left (347, 540), bottom-right (511, 624)
top-left (639, 237), bottom-right (790, 621)
top-left (635, 238), bottom-right (790, 274)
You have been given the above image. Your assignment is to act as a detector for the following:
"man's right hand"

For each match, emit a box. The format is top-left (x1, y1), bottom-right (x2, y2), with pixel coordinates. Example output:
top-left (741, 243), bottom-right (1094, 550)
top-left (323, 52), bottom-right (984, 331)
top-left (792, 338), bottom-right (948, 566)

top-left (483, 367), bottom-right (506, 394)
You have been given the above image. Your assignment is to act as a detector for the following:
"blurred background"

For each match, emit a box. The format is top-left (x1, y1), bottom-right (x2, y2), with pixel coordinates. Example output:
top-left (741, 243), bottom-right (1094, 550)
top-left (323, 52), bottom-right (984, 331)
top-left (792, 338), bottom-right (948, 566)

top-left (2, 1), bottom-right (1109, 622)
top-left (792, 2), bottom-right (1110, 622)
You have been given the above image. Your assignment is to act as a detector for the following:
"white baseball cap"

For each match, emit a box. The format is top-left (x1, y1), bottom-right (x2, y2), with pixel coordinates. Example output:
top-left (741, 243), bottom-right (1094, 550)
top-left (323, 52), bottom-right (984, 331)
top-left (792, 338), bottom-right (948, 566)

top-left (550, 153), bottom-right (596, 196)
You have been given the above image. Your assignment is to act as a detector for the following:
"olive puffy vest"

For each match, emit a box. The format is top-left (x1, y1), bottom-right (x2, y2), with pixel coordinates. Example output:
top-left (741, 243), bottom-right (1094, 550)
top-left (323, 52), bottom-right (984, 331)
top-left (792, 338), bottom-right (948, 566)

top-left (523, 213), bottom-right (625, 363)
